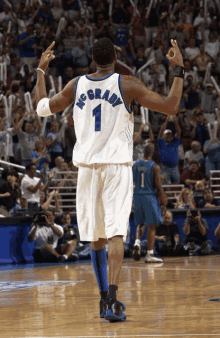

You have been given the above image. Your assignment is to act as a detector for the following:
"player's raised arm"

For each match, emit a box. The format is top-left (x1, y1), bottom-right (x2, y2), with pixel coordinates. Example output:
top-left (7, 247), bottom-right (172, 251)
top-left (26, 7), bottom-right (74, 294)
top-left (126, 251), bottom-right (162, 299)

top-left (123, 39), bottom-right (184, 116)
top-left (35, 41), bottom-right (76, 116)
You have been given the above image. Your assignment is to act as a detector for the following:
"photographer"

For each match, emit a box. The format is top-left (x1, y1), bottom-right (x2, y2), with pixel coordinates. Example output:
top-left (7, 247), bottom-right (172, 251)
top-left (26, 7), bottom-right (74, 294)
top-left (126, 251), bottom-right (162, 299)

top-left (183, 209), bottom-right (212, 255)
top-left (57, 212), bottom-right (80, 262)
top-left (28, 209), bottom-right (66, 263)
top-left (155, 211), bottom-right (183, 256)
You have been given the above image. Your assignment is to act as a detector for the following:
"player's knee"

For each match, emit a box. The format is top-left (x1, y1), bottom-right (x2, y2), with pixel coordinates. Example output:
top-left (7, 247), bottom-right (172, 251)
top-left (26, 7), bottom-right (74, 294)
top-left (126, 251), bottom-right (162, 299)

top-left (91, 238), bottom-right (107, 250)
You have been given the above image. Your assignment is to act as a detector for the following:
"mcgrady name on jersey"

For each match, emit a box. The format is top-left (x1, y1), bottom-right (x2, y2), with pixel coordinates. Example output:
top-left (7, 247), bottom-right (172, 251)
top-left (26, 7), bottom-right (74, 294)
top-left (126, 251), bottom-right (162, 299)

top-left (76, 88), bottom-right (123, 110)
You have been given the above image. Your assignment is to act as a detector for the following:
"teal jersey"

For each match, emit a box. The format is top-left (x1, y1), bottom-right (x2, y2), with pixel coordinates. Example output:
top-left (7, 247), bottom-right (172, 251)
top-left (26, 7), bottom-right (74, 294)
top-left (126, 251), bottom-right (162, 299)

top-left (133, 159), bottom-right (156, 195)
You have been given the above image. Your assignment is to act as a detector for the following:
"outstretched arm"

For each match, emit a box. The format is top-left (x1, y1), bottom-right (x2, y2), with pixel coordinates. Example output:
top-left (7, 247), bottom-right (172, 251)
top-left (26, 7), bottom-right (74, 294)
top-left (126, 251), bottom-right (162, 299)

top-left (35, 41), bottom-right (76, 114)
top-left (123, 40), bottom-right (184, 116)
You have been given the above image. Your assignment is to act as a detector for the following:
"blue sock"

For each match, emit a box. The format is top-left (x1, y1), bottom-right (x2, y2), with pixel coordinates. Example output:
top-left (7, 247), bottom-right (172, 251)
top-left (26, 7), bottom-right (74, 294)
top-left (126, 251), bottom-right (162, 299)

top-left (91, 247), bottom-right (108, 299)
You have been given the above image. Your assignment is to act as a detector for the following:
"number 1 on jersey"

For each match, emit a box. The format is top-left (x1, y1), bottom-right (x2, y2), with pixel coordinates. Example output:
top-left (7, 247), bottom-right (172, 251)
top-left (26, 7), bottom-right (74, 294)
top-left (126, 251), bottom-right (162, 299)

top-left (141, 172), bottom-right (145, 188)
top-left (93, 104), bottom-right (101, 131)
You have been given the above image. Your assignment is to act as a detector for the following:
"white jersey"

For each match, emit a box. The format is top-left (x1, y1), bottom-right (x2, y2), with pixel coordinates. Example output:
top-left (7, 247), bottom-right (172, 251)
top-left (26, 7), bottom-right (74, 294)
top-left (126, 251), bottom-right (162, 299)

top-left (72, 73), bottom-right (134, 166)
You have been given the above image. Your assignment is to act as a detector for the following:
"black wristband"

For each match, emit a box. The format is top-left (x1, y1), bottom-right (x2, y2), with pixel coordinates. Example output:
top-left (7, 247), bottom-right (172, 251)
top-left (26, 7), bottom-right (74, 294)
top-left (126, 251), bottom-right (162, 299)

top-left (174, 66), bottom-right (185, 79)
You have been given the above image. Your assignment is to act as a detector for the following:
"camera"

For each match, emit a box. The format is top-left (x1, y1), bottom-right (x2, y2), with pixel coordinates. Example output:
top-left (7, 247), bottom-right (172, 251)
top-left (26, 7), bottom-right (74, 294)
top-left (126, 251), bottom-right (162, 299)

top-left (190, 210), bottom-right (198, 218)
top-left (35, 210), bottom-right (48, 227)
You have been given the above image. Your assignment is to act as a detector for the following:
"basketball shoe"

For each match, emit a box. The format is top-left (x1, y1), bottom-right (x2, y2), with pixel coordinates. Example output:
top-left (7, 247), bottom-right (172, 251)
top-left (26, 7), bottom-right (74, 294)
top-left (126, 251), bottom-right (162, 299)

top-left (132, 243), bottom-right (141, 261)
top-left (104, 298), bottom-right (126, 322)
top-left (100, 299), bottom-right (106, 318)
top-left (144, 254), bottom-right (163, 263)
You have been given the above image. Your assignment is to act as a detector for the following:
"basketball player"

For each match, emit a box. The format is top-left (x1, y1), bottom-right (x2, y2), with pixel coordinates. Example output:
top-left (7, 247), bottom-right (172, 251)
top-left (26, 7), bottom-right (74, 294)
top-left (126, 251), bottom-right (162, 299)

top-left (35, 38), bottom-right (184, 322)
top-left (132, 142), bottom-right (166, 263)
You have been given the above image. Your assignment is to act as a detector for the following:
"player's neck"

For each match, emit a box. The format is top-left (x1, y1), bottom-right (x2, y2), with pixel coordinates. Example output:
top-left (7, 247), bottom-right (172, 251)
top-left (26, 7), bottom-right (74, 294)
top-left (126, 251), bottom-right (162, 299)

top-left (95, 65), bottom-right (115, 76)
top-left (143, 156), bottom-right (152, 161)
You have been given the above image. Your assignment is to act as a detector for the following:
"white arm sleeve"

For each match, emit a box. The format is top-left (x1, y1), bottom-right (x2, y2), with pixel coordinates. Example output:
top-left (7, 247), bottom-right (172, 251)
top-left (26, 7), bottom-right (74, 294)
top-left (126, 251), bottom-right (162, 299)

top-left (37, 98), bottom-right (53, 117)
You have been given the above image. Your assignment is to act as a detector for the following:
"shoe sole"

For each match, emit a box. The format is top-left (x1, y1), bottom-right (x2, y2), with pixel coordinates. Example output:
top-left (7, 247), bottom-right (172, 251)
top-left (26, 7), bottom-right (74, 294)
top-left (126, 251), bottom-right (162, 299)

top-left (144, 259), bottom-right (164, 263)
top-left (104, 311), bottom-right (126, 322)
top-left (133, 245), bottom-right (141, 261)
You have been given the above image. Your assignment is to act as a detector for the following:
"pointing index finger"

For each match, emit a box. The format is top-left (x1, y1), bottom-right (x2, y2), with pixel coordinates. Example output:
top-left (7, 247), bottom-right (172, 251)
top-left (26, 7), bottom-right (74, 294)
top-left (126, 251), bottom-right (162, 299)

top-left (46, 41), bottom-right (55, 51)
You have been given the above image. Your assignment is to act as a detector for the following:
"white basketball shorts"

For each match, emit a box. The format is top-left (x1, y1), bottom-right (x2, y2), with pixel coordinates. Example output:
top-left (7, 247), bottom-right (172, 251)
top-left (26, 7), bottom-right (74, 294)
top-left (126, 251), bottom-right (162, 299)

top-left (76, 163), bottom-right (133, 242)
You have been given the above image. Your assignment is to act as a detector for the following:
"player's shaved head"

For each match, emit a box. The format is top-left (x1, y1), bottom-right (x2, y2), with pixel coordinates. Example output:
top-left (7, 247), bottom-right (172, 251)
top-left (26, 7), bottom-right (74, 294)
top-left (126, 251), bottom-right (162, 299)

top-left (92, 38), bottom-right (116, 66)
top-left (144, 142), bottom-right (155, 155)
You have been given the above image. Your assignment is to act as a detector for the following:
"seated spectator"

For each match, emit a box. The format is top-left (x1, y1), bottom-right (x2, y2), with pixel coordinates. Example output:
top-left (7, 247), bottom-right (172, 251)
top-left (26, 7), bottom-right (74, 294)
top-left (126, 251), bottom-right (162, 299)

top-left (183, 209), bottom-right (212, 255)
top-left (197, 187), bottom-right (220, 208)
top-left (28, 209), bottom-right (67, 263)
top-left (164, 193), bottom-right (175, 210)
top-left (190, 111), bottom-right (209, 150)
top-left (157, 116), bottom-right (181, 183)
top-left (57, 211), bottom-right (80, 261)
top-left (155, 211), bottom-right (183, 256)
top-left (180, 161), bottom-right (204, 187)
top-left (13, 196), bottom-right (29, 217)
top-left (193, 180), bottom-right (206, 208)
top-left (175, 187), bottom-right (195, 209)
top-left (183, 141), bottom-right (204, 170)
top-left (0, 170), bottom-right (19, 216)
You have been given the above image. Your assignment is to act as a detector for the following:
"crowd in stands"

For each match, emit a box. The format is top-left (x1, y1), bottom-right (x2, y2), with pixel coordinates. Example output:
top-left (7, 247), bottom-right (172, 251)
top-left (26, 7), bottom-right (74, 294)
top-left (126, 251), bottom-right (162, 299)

top-left (1, 0), bottom-right (220, 261)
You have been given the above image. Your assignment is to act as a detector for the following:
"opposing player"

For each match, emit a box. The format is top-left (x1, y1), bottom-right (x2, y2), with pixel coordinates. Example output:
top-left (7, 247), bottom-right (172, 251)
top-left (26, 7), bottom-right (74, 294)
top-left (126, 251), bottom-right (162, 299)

top-left (132, 142), bottom-right (166, 263)
top-left (35, 38), bottom-right (184, 322)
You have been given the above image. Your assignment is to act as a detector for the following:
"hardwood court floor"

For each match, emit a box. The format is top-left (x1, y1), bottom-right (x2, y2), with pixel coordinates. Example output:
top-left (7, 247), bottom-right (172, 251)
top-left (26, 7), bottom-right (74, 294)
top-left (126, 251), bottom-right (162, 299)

top-left (1, 255), bottom-right (220, 338)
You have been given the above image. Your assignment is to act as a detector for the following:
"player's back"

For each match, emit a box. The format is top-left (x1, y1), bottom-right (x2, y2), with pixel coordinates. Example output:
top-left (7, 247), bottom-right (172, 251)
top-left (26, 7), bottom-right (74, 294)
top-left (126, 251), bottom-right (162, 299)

top-left (133, 159), bottom-right (156, 195)
top-left (72, 73), bottom-right (134, 166)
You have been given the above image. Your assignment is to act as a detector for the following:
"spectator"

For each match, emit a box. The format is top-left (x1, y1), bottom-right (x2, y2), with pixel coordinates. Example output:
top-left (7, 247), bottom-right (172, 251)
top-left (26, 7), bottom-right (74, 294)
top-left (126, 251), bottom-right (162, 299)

top-left (164, 193), bottom-right (175, 210)
top-left (203, 136), bottom-right (220, 176)
top-left (190, 112), bottom-right (210, 150)
top-left (204, 32), bottom-right (219, 60)
top-left (133, 122), bottom-right (154, 161)
top-left (51, 156), bottom-right (64, 179)
top-left (0, 170), bottom-right (19, 216)
top-left (58, 211), bottom-right (80, 261)
top-left (71, 37), bottom-right (89, 68)
top-left (28, 209), bottom-right (66, 263)
top-left (183, 59), bottom-right (198, 87)
top-left (185, 38), bottom-right (200, 61)
top-left (175, 187), bottom-right (195, 209)
top-left (183, 141), bottom-right (204, 170)
top-left (191, 44), bottom-right (213, 78)
top-left (183, 209), bottom-right (212, 255)
top-left (198, 187), bottom-right (220, 208)
top-left (193, 7), bottom-right (205, 46)
top-left (51, 0), bottom-right (64, 24)
top-left (200, 84), bottom-right (218, 123)
top-left (157, 116), bottom-right (181, 184)
top-left (31, 138), bottom-right (51, 181)
top-left (129, 41), bottom-right (147, 72)
top-left (46, 120), bottom-right (65, 168)
top-left (18, 25), bottom-right (37, 68)
top-left (193, 180), bottom-right (206, 208)
top-left (13, 196), bottom-right (29, 217)
top-left (180, 161), bottom-right (204, 187)
top-left (183, 74), bottom-right (200, 111)
top-left (155, 211), bottom-right (183, 256)
top-left (20, 163), bottom-right (51, 216)
top-left (13, 112), bottom-right (42, 167)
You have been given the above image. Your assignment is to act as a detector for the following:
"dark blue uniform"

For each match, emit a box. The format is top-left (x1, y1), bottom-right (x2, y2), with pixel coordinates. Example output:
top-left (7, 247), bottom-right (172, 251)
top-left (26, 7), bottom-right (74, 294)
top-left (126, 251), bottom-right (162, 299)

top-left (133, 159), bottom-right (162, 226)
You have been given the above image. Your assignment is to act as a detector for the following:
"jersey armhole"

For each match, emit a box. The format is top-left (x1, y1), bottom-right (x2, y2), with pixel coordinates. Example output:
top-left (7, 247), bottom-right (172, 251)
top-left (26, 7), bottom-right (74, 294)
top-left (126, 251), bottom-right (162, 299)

top-left (73, 76), bottom-right (81, 107)
top-left (118, 74), bottom-right (132, 114)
